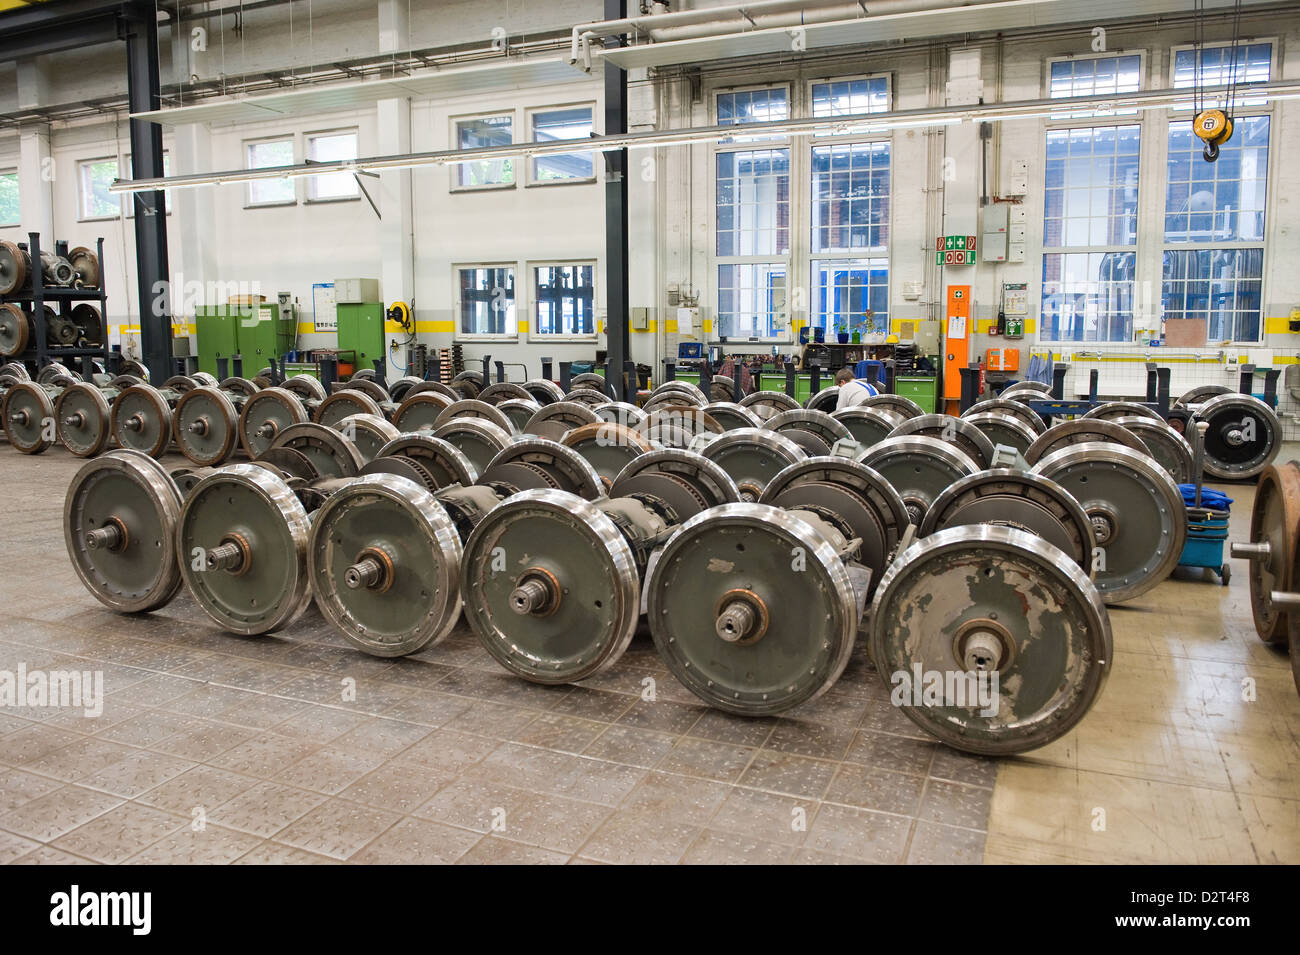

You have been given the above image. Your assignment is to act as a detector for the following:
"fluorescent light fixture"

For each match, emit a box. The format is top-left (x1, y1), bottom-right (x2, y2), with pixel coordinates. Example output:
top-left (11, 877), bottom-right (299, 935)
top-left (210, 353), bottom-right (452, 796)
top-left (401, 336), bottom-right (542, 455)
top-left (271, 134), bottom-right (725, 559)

top-left (109, 78), bottom-right (1300, 195)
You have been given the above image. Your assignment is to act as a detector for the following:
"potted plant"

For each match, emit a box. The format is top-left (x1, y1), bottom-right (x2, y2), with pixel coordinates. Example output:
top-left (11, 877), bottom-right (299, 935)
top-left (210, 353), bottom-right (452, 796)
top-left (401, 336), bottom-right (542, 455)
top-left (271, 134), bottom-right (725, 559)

top-left (836, 321), bottom-right (850, 344)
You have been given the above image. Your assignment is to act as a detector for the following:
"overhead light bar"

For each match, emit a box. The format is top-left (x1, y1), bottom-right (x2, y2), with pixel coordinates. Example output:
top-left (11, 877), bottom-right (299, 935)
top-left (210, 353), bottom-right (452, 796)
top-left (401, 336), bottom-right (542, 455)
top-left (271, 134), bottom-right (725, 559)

top-left (109, 78), bottom-right (1300, 195)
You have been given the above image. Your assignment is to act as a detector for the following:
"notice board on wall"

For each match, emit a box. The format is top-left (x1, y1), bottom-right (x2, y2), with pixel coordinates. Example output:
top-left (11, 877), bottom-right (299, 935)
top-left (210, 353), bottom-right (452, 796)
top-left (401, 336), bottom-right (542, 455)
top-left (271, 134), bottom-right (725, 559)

top-left (312, 283), bottom-right (337, 332)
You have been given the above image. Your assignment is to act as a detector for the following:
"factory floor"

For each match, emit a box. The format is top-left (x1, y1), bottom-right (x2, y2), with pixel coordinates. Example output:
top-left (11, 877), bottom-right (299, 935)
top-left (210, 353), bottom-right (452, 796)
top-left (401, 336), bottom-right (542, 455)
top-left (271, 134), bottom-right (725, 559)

top-left (0, 447), bottom-right (1296, 865)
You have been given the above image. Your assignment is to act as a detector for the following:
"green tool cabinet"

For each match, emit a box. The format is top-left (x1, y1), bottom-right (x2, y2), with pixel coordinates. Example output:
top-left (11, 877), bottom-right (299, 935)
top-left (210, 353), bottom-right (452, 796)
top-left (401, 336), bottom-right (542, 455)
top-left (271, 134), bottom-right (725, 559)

top-left (336, 303), bottom-right (385, 375)
top-left (194, 304), bottom-right (296, 378)
top-left (894, 376), bottom-right (938, 413)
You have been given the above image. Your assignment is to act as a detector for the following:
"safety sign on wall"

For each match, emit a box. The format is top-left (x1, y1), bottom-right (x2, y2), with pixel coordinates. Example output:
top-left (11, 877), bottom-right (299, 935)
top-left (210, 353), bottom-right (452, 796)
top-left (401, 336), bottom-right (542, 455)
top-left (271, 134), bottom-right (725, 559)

top-left (935, 235), bottom-right (978, 265)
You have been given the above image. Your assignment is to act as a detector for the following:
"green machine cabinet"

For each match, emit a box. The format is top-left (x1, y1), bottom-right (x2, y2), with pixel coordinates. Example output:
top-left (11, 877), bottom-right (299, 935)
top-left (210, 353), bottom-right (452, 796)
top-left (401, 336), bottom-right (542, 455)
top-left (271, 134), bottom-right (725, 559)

top-left (238, 303), bottom-right (297, 372)
top-left (194, 305), bottom-right (243, 378)
top-left (758, 373), bottom-right (812, 404)
top-left (895, 376), bottom-right (938, 413)
top-left (336, 303), bottom-right (385, 375)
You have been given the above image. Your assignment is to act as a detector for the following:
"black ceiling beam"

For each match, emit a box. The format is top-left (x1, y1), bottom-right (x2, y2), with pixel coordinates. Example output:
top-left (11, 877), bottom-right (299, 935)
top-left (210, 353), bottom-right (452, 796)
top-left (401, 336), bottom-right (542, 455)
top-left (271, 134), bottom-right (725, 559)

top-left (0, 0), bottom-right (144, 61)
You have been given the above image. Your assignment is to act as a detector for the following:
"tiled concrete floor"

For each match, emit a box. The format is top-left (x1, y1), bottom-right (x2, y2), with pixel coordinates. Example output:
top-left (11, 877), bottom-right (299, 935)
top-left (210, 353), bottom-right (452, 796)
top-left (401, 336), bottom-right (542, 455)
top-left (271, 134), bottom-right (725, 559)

top-left (0, 445), bottom-right (1295, 864)
top-left (0, 448), bottom-right (995, 864)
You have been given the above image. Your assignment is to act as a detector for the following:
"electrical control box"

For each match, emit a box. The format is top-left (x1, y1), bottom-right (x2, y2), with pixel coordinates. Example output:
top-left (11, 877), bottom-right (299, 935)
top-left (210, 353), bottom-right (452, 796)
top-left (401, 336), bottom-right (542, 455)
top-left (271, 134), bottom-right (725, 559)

top-left (334, 278), bottom-right (381, 304)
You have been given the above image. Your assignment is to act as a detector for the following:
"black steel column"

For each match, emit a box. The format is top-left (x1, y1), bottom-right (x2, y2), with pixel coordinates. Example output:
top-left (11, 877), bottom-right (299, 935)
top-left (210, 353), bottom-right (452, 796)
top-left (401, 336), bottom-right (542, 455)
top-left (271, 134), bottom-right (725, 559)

top-left (603, 0), bottom-right (630, 402)
top-left (122, 5), bottom-right (171, 386)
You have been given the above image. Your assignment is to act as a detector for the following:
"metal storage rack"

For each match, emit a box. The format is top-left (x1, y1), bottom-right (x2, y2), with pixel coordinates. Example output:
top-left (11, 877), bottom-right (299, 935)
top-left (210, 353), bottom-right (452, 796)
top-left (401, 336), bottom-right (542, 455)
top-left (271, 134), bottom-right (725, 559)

top-left (1, 232), bottom-right (111, 374)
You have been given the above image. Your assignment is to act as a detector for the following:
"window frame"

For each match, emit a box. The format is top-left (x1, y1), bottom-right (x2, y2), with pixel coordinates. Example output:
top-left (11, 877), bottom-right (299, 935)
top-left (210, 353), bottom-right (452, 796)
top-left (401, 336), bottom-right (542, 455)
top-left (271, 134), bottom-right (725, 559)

top-left (304, 128), bottom-right (361, 204)
top-left (243, 135), bottom-right (298, 208)
top-left (1043, 50), bottom-right (1146, 120)
top-left (1037, 121), bottom-right (1144, 344)
top-left (449, 110), bottom-right (518, 193)
top-left (525, 103), bottom-right (598, 188)
top-left (710, 82), bottom-right (796, 344)
top-left (803, 73), bottom-right (893, 135)
top-left (453, 262), bottom-right (520, 342)
top-left (808, 137), bottom-right (893, 339)
top-left (0, 167), bottom-right (20, 227)
top-left (527, 260), bottom-right (598, 342)
top-left (77, 156), bottom-right (123, 222)
top-left (1167, 38), bottom-right (1277, 109)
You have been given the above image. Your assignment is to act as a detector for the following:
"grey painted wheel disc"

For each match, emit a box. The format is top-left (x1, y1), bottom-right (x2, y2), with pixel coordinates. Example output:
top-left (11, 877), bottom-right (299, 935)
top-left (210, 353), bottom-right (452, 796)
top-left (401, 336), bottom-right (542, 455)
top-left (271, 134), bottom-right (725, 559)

top-left (375, 432), bottom-right (478, 488)
top-left (283, 374), bottom-right (327, 402)
top-left (889, 413), bottom-right (996, 469)
top-left (1082, 401), bottom-right (1164, 424)
top-left (522, 379), bottom-right (565, 404)
top-left (496, 398), bottom-right (542, 433)
top-left (648, 502), bottom-right (859, 715)
top-left (462, 489), bottom-right (640, 683)
top-left (63, 450), bottom-right (183, 613)
top-left (637, 407), bottom-right (723, 449)
top-left (919, 469), bottom-right (1094, 570)
top-left (310, 474), bottom-right (463, 657)
top-left (593, 401), bottom-right (647, 429)
top-left (862, 393), bottom-right (923, 420)
top-left (238, 387), bottom-right (307, 458)
top-left (480, 438), bottom-right (604, 500)
top-left (611, 448), bottom-right (740, 517)
top-left (1175, 384), bottom-right (1231, 409)
top-left (962, 411), bottom-right (1039, 456)
top-left (870, 525), bottom-right (1111, 755)
top-left (560, 422), bottom-right (655, 489)
top-left (831, 405), bottom-right (903, 449)
top-left (1023, 418), bottom-right (1147, 465)
top-left (699, 427), bottom-right (806, 502)
top-left (315, 389), bottom-right (383, 428)
top-left (173, 386), bottom-right (239, 466)
top-left (764, 409), bottom-right (851, 456)
top-left (393, 391), bottom-right (453, 432)
top-left (178, 464), bottom-right (312, 635)
top-left (477, 382), bottom-right (532, 405)
top-left (3, 382), bottom-right (54, 453)
top-left (333, 413), bottom-right (401, 463)
top-left (112, 384), bottom-right (173, 458)
top-left (268, 422), bottom-right (364, 478)
top-left (858, 435), bottom-right (980, 525)
top-left (435, 398), bottom-right (514, 434)
top-left (962, 397), bottom-right (1046, 436)
top-left (1032, 442), bottom-right (1186, 602)
top-left (56, 382), bottom-right (111, 457)
top-left (1115, 416), bottom-right (1195, 484)
top-left (739, 390), bottom-right (800, 421)
top-left (523, 401), bottom-right (599, 441)
top-left (431, 418), bottom-right (513, 474)
top-left (701, 401), bottom-right (760, 430)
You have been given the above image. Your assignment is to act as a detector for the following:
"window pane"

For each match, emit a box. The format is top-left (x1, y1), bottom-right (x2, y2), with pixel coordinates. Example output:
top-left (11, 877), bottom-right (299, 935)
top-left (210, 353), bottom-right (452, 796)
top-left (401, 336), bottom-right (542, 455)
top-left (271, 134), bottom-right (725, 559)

top-left (1164, 115), bottom-right (1268, 243)
top-left (0, 171), bottom-right (16, 225)
top-left (534, 265), bottom-right (594, 335)
top-left (715, 148), bottom-right (790, 257)
top-left (531, 108), bottom-right (594, 182)
top-left (308, 132), bottom-right (358, 199)
top-left (1040, 251), bottom-right (1136, 342)
top-left (1173, 43), bottom-right (1271, 107)
top-left (456, 115), bottom-right (513, 187)
top-left (247, 139), bottom-right (295, 204)
top-left (717, 87), bottom-right (789, 142)
top-left (811, 259), bottom-right (889, 336)
top-left (459, 267), bottom-right (516, 335)
top-left (80, 159), bottom-right (120, 219)
top-left (717, 263), bottom-right (787, 338)
top-left (810, 77), bottom-right (889, 119)
top-left (811, 142), bottom-right (890, 253)
top-left (1048, 54), bottom-right (1142, 117)
top-left (1162, 248), bottom-right (1263, 342)
top-left (1042, 125), bottom-right (1139, 249)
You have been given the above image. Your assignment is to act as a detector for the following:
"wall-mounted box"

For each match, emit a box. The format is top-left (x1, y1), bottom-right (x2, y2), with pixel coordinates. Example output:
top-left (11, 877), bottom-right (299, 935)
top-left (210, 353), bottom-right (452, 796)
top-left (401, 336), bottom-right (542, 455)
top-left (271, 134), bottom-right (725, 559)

top-left (334, 278), bottom-right (380, 304)
top-left (631, 306), bottom-right (650, 331)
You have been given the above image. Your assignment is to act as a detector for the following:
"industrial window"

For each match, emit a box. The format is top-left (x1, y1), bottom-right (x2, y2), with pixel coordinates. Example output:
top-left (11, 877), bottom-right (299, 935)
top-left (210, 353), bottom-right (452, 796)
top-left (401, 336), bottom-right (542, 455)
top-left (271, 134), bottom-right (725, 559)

top-left (529, 107), bottom-right (594, 184)
top-left (715, 147), bottom-right (790, 339)
top-left (534, 264), bottom-right (595, 336)
top-left (457, 266), bottom-right (516, 336)
top-left (716, 86), bottom-right (789, 143)
top-left (810, 77), bottom-right (889, 119)
top-left (1161, 115), bottom-right (1269, 341)
top-left (245, 138), bottom-right (295, 206)
top-left (1171, 41), bottom-right (1272, 107)
top-left (124, 151), bottom-right (171, 217)
top-left (1047, 53), bottom-right (1142, 118)
top-left (1040, 125), bottom-right (1141, 342)
top-left (306, 131), bottom-right (359, 201)
top-left (810, 141), bottom-right (890, 337)
top-left (78, 158), bottom-right (120, 220)
top-left (0, 170), bottom-right (18, 226)
top-left (454, 114), bottom-right (513, 189)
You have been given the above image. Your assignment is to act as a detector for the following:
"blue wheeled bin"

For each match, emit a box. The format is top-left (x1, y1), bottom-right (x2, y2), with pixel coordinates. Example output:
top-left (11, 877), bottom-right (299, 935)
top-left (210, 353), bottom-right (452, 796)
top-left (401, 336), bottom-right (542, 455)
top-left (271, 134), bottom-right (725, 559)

top-left (1179, 505), bottom-right (1231, 585)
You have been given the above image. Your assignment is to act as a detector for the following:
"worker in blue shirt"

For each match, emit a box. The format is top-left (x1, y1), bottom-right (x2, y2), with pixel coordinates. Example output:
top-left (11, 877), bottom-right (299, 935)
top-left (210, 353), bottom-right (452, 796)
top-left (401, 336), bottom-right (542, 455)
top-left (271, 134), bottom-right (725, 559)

top-left (834, 367), bottom-right (879, 410)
